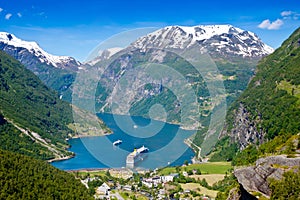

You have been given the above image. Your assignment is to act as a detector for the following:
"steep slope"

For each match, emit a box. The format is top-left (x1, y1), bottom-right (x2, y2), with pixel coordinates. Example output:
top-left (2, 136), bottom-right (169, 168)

top-left (0, 32), bottom-right (80, 101)
top-left (0, 149), bottom-right (93, 199)
top-left (211, 27), bottom-right (300, 161)
top-left (213, 27), bottom-right (300, 200)
top-left (227, 27), bottom-right (300, 153)
top-left (0, 50), bottom-right (76, 158)
top-left (0, 50), bottom-right (110, 160)
top-left (0, 113), bottom-right (56, 160)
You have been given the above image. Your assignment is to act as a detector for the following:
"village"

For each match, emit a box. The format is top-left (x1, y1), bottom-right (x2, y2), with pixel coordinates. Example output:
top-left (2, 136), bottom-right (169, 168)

top-left (73, 162), bottom-right (232, 200)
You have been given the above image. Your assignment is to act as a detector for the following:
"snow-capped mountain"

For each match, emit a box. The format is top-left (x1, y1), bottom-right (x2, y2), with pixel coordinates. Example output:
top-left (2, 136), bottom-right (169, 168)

top-left (132, 25), bottom-right (273, 58)
top-left (0, 32), bottom-right (80, 70)
top-left (0, 32), bottom-right (81, 101)
top-left (90, 25), bottom-right (274, 128)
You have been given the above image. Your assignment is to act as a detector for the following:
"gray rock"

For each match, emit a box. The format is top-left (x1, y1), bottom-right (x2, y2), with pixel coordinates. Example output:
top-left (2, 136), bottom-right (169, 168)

top-left (234, 155), bottom-right (300, 198)
top-left (230, 103), bottom-right (266, 150)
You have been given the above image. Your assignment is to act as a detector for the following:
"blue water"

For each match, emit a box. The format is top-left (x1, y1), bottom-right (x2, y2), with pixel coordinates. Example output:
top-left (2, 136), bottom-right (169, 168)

top-left (52, 113), bottom-right (195, 170)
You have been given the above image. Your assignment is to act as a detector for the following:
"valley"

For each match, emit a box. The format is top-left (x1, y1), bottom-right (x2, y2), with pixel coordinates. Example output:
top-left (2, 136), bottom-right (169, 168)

top-left (0, 15), bottom-right (299, 200)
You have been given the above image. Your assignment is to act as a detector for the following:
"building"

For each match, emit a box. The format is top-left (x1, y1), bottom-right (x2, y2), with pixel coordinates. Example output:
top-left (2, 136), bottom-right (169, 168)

top-left (161, 173), bottom-right (178, 183)
top-left (97, 183), bottom-right (110, 195)
top-left (142, 173), bottom-right (179, 188)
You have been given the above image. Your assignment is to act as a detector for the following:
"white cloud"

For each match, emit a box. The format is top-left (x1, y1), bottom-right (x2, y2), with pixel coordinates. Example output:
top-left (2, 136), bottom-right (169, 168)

top-left (281, 11), bottom-right (292, 17)
top-left (0, 8), bottom-right (3, 13)
top-left (268, 19), bottom-right (284, 30)
top-left (5, 13), bottom-right (12, 20)
top-left (17, 12), bottom-right (22, 18)
top-left (294, 14), bottom-right (300, 20)
top-left (258, 19), bottom-right (271, 29)
top-left (280, 10), bottom-right (300, 20)
top-left (258, 19), bottom-right (284, 30)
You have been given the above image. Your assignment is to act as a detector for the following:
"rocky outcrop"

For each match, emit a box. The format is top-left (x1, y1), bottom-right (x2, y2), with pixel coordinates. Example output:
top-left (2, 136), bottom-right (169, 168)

top-left (227, 184), bottom-right (257, 200)
top-left (230, 103), bottom-right (265, 150)
top-left (227, 187), bottom-right (242, 200)
top-left (234, 155), bottom-right (300, 198)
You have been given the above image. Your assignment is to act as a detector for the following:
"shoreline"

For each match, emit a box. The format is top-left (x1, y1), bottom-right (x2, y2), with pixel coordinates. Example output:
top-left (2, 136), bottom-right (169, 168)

top-left (49, 114), bottom-right (200, 165)
top-left (184, 138), bottom-right (203, 163)
top-left (70, 131), bottom-right (112, 139)
top-left (66, 168), bottom-right (110, 172)
top-left (48, 154), bottom-right (75, 163)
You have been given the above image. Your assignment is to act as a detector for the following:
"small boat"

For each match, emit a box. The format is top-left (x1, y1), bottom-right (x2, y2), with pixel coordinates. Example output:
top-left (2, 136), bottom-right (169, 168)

top-left (113, 139), bottom-right (122, 146)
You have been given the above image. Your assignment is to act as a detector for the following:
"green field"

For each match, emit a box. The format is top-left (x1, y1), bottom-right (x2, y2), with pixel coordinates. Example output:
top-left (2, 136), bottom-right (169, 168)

top-left (159, 162), bottom-right (232, 175)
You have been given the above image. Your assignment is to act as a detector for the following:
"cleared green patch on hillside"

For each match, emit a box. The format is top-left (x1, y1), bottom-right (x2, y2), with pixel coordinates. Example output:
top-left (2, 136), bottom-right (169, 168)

top-left (277, 80), bottom-right (300, 104)
top-left (159, 162), bottom-right (231, 175)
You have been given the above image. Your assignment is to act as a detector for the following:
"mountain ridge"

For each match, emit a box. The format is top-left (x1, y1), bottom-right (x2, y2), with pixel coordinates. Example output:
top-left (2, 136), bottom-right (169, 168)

top-left (131, 24), bottom-right (273, 58)
top-left (0, 32), bottom-right (81, 101)
top-left (0, 32), bottom-right (80, 69)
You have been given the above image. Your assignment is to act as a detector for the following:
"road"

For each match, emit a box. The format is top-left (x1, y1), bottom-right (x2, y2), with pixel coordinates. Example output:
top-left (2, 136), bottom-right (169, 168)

top-left (98, 191), bottom-right (124, 200)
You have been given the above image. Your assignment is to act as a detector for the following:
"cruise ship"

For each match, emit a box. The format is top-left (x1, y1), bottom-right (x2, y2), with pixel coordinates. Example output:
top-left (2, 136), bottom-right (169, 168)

top-left (126, 146), bottom-right (149, 167)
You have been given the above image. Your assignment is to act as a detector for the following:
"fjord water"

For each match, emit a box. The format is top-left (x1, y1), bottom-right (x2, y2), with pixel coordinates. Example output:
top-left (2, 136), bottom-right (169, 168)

top-left (52, 113), bottom-right (195, 170)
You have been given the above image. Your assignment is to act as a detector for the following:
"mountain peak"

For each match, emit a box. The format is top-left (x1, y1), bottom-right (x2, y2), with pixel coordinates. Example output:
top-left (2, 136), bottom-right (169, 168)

top-left (0, 32), bottom-right (80, 68)
top-left (132, 24), bottom-right (274, 58)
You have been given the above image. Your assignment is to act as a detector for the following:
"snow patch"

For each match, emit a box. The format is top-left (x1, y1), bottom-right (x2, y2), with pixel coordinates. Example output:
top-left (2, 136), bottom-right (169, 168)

top-left (132, 24), bottom-right (274, 57)
top-left (0, 32), bottom-right (80, 68)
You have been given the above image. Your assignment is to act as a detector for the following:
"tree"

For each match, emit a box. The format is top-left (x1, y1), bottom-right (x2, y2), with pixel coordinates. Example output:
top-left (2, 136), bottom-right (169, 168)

top-left (269, 168), bottom-right (300, 200)
top-left (184, 160), bottom-right (189, 166)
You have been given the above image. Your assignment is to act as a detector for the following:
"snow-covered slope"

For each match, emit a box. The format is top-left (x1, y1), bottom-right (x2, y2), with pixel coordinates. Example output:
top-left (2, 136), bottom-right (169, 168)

top-left (86, 47), bottom-right (123, 65)
top-left (0, 32), bottom-right (80, 69)
top-left (132, 25), bottom-right (274, 58)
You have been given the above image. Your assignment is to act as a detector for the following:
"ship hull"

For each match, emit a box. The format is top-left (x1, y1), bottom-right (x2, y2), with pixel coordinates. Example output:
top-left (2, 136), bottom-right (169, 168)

top-left (126, 146), bottom-right (149, 168)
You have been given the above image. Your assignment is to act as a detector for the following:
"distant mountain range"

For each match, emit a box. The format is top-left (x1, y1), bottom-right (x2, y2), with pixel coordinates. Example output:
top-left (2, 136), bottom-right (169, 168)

top-left (83, 25), bottom-right (274, 153)
top-left (0, 25), bottom-right (275, 154)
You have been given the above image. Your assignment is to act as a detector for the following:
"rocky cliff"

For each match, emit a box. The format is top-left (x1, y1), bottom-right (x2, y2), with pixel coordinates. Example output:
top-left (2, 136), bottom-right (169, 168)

top-left (234, 155), bottom-right (300, 198)
top-left (229, 103), bottom-right (265, 150)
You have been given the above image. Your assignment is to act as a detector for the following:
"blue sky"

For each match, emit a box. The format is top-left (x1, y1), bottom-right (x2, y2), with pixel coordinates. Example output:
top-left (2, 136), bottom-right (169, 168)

top-left (0, 0), bottom-right (299, 61)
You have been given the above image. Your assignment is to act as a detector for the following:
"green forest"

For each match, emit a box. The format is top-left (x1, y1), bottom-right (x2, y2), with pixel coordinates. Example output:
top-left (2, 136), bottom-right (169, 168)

top-left (0, 51), bottom-right (74, 146)
top-left (0, 149), bottom-right (93, 200)
top-left (0, 113), bottom-right (54, 160)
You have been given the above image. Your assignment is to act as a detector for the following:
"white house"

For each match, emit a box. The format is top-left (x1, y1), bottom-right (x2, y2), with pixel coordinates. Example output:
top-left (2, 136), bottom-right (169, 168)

top-left (142, 180), bottom-right (153, 188)
top-left (161, 173), bottom-right (178, 183)
top-left (97, 183), bottom-right (110, 195)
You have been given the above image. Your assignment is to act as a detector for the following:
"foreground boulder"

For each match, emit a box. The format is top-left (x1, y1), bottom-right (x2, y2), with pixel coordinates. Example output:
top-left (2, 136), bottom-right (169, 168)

top-left (234, 155), bottom-right (300, 198)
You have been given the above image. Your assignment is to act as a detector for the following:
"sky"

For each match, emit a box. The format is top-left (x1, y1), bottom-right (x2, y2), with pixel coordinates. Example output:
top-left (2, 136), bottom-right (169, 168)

top-left (0, 0), bottom-right (300, 61)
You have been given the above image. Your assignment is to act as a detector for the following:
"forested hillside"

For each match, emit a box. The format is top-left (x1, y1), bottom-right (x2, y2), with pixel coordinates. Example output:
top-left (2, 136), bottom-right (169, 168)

top-left (231, 27), bottom-right (300, 139)
top-left (0, 113), bottom-right (55, 159)
top-left (211, 27), bottom-right (300, 163)
top-left (0, 149), bottom-right (93, 199)
top-left (0, 51), bottom-right (74, 141)
top-left (213, 27), bottom-right (300, 200)
top-left (0, 50), bottom-right (76, 159)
